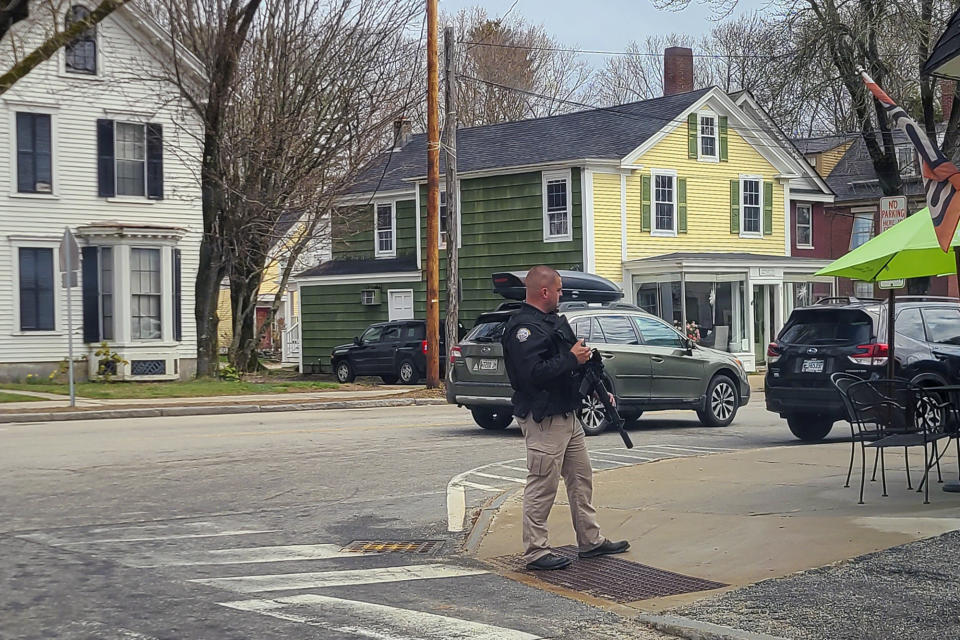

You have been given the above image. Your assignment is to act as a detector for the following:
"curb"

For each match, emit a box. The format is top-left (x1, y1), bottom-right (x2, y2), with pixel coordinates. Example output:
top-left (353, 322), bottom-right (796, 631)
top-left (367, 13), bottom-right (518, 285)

top-left (637, 614), bottom-right (789, 640)
top-left (0, 397), bottom-right (447, 423)
top-left (462, 485), bottom-right (522, 556)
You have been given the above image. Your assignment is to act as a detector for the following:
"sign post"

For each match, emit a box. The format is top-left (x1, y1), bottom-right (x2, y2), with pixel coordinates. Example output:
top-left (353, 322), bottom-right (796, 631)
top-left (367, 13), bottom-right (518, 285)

top-left (59, 228), bottom-right (80, 408)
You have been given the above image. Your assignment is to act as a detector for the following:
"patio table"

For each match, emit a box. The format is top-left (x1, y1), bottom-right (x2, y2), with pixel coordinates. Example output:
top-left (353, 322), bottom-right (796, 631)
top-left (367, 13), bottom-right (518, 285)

top-left (918, 384), bottom-right (960, 492)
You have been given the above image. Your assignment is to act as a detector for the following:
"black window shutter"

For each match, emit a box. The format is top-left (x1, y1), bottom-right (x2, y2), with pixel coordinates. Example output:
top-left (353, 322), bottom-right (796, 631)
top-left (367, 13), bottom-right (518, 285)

top-left (97, 119), bottom-right (115, 197)
top-left (173, 248), bottom-right (182, 341)
top-left (81, 247), bottom-right (100, 343)
top-left (16, 113), bottom-right (35, 193)
top-left (146, 123), bottom-right (164, 200)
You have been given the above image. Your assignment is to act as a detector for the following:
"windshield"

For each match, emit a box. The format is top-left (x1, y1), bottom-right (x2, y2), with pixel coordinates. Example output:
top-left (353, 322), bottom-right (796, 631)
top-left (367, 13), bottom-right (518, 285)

top-left (466, 320), bottom-right (507, 343)
top-left (779, 310), bottom-right (872, 345)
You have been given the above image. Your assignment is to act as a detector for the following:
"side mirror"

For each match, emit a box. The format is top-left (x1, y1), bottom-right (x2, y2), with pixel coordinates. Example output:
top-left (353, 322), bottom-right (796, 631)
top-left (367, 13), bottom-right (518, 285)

top-left (353, 336), bottom-right (361, 346)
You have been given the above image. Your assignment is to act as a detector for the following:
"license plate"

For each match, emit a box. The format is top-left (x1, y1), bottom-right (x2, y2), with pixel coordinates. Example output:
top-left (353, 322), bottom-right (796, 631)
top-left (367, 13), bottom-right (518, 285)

top-left (479, 358), bottom-right (498, 371)
top-left (801, 359), bottom-right (824, 373)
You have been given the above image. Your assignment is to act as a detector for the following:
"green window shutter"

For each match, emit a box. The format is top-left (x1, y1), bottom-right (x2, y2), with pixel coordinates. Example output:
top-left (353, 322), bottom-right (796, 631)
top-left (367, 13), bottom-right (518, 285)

top-left (729, 180), bottom-right (739, 234)
top-left (763, 180), bottom-right (774, 236)
top-left (719, 116), bottom-right (729, 162)
top-left (641, 175), bottom-right (651, 232)
top-left (687, 113), bottom-right (698, 159)
top-left (678, 177), bottom-right (687, 233)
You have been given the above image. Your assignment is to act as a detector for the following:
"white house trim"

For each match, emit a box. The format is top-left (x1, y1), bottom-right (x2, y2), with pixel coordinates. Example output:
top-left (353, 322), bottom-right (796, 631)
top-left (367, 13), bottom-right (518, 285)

top-left (8, 238), bottom-right (63, 337)
top-left (649, 168), bottom-right (678, 238)
top-left (7, 105), bottom-right (60, 199)
top-left (581, 168), bottom-right (595, 272)
top-left (696, 109), bottom-right (720, 163)
top-left (292, 271), bottom-right (422, 285)
top-left (783, 182), bottom-right (793, 254)
top-left (739, 174), bottom-right (764, 238)
top-left (338, 188), bottom-right (415, 206)
top-left (620, 173), bottom-right (628, 262)
top-left (414, 185), bottom-right (421, 269)
top-left (373, 200), bottom-right (397, 258)
top-left (405, 158), bottom-right (620, 184)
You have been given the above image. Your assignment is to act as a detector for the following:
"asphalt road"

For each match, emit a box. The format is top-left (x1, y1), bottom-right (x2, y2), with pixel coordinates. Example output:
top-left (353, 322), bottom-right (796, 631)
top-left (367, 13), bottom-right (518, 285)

top-left (0, 395), bottom-right (815, 640)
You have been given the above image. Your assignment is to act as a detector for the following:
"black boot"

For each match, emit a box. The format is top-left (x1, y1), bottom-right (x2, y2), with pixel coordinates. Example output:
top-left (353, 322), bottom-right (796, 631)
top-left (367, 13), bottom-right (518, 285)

top-left (525, 553), bottom-right (572, 570)
top-left (579, 539), bottom-right (630, 559)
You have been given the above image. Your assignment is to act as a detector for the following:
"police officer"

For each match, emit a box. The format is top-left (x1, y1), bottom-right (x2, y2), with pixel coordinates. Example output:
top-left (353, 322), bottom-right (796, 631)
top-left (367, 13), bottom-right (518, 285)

top-left (501, 265), bottom-right (630, 570)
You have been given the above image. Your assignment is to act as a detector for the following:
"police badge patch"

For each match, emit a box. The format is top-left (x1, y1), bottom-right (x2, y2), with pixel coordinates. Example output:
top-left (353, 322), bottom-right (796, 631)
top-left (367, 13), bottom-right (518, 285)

top-left (516, 327), bottom-right (531, 342)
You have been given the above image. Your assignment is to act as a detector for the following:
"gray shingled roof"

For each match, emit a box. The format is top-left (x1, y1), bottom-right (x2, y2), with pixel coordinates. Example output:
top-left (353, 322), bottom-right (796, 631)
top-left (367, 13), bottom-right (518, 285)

top-left (924, 6), bottom-right (960, 77)
top-left (296, 255), bottom-right (418, 278)
top-left (824, 133), bottom-right (926, 203)
top-left (793, 135), bottom-right (850, 155)
top-left (348, 88), bottom-right (712, 195)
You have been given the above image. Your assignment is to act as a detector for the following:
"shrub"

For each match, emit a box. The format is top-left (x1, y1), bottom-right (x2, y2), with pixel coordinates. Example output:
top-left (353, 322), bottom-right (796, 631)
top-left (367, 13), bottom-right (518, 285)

top-left (95, 342), bottom-right (128, 382)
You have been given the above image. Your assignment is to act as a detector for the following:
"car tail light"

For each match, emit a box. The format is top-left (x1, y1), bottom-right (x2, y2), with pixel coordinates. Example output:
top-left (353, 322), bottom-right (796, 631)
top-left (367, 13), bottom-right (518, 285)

top-left (421, 340), bottom-right (429, 354)
top-left (848, 343), bottom-right (888, 367)
top-left (449, 345), bottom-right (462, 365)
top-left (767, 342), bottom-right (781, 363)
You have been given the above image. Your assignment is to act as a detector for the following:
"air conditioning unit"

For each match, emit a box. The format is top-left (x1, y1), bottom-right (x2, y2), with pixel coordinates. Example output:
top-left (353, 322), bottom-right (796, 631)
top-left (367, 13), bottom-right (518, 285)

top-left (360, 289), bottom-right (381, 305)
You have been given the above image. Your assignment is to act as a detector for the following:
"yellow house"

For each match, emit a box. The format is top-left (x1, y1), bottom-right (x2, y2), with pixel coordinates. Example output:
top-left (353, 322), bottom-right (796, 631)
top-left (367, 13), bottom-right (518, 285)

top-left (576, 87), bottom-right (834, 370)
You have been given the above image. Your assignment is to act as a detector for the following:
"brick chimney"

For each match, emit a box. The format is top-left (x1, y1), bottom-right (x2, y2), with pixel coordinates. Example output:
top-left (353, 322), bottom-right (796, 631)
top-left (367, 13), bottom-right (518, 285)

top-left (664, 47), bottom-right (694, 96)
top-left (392, 118), bottom-right (412, 151)
top-left (942, 79), bottom-right (956, 124)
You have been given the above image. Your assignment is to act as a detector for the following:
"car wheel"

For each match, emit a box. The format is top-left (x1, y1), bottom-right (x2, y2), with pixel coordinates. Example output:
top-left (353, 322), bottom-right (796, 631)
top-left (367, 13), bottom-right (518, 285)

top-left (786, 414), bottom-right (834, 442)
top-left (578, 394), bottom-right (609, 436)
top-left (470, 407), bottom-right (513, 430)
top-left (381, 375), bottom-right (398, 384)
top-left (398, 359), bottom-right (419, 384)
top-left (335, 360), bottom-right (355, 383)
top-left (697, 374), bottom-right (738, 427)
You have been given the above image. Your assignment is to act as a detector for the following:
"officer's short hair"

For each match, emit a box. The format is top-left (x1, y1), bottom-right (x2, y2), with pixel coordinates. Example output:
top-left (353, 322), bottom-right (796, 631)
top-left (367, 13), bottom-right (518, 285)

top-left (526, 265), bottom-right (559, 293)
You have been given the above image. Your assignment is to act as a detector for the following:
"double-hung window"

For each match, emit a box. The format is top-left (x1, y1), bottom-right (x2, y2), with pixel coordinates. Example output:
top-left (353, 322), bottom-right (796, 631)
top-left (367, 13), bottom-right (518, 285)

top-left (64, 5), bottom-right (97, 75)
top-left (652, 171), bottom-right (676, 235)
top-left (699, 113), bottom-right (717, 160)
top-left (375, 202), bottom-right (395, 257)
top-left (116, 122), bottom-right (146, 197)
top-left (131, 248), bottom-right (162, 340)
top-left (740, 176), bottom-right (762, 235)
top-left (542, 170), bottom-right (572, 242)
top-left (850, 212), bottom-right (874, 249)
top-left (18, 247), bottom-right (55, 331)
top-left (897, 145), bottom-right (917, 176)
top-left (16, 113), bottom-right (53, 194)
top-left (795, 203), bottom-right (813, 248)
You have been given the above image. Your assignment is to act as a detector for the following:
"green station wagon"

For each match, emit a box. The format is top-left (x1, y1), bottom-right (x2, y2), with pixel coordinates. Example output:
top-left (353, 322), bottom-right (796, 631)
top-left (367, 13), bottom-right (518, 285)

top-left (446, 303), bottom-right (750, 434)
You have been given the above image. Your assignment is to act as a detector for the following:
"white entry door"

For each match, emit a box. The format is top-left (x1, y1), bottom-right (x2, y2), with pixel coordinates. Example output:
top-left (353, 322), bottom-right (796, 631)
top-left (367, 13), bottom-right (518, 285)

top-left (388, 289), bottom-right (414, 321)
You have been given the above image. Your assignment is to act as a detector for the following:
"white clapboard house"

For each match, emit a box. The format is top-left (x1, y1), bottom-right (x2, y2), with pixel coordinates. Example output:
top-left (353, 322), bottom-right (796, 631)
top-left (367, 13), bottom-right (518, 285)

top-left (0, 4), bottom-right (204, 381)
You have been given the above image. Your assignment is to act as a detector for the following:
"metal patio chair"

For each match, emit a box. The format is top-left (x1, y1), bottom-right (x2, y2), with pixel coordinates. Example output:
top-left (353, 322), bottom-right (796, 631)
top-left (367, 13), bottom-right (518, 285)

top-left (831, 371), bottom-right (881, 489)
top-left (846, 379), bottom-right (952, 504)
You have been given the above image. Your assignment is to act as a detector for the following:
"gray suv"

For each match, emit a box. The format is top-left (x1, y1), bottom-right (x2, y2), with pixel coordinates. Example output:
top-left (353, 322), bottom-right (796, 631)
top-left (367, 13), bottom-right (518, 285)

top-left (446, 303), bottom-right (750, 434)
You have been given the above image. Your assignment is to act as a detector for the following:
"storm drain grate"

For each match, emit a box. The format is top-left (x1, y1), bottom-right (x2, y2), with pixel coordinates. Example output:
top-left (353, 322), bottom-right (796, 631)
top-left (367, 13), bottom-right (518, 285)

top-left (486, 545), bottom-right (727, 602)
top-left (341, 540), bottom-right (444, 554)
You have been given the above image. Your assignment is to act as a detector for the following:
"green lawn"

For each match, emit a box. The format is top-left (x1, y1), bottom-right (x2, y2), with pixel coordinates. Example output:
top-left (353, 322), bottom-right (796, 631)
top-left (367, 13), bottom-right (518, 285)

top-left (0, 391), bottom-right (46, 403)
top-left (0, 379), bottom-right (340, 400)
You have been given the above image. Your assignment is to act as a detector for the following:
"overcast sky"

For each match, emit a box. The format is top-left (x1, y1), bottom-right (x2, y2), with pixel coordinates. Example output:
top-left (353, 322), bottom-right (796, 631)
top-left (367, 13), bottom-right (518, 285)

top-left (439, 0), bottom-right (773, 55)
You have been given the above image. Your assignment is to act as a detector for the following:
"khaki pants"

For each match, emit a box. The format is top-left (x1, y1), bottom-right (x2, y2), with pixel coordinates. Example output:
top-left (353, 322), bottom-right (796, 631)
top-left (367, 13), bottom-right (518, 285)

top-left (517, 412), bottom-right (604, 563)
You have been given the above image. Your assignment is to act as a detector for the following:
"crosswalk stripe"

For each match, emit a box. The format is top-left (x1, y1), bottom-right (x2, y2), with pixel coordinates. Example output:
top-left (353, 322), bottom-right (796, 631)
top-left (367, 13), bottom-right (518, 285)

top-left (588, 456), bottom-right (632, 466)
top-left (594, 450), bottom-right (658, 461)
top-left (643, 444), bottom-right (732, 453)
top-left (190, 563), bottom-right (488, 593)
top-left (125, 544), bottom-right (370, 568)
top-left (495, 465), bottom-right (529, 473)
top-left (470, 471), bottom-right (526, 484)
top-left (220, 594), bottom-right (542, 639)
top-left (459, 480), bottom-right (503, 492)
top-left (19, 530), bottom-right (280, 546)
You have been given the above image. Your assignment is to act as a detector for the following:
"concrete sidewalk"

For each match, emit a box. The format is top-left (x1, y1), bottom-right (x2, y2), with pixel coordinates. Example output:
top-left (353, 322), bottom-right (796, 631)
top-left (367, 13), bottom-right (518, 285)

top-left (0, 386), bottom-right (445, 422)
top-left (473, 442), bottom-right (960, 638)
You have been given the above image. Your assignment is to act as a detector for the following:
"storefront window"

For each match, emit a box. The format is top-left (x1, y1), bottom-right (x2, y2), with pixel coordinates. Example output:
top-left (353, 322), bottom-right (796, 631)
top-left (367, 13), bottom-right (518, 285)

top-left (635, 274), bottom-right (747, 353)
top-left (784, 280), bottom-right (834, 317)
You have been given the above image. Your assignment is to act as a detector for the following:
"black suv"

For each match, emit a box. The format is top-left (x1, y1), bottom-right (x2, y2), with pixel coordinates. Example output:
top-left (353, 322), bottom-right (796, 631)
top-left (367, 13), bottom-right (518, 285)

top-left (766, 296), bottom-right (960, 441)
top-left (331, 320), bottom-right (448, 385)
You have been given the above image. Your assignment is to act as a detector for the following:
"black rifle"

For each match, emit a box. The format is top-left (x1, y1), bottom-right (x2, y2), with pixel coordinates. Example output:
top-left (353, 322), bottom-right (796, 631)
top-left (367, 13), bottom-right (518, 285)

top-left (577, 349), bottom-right (633, 449)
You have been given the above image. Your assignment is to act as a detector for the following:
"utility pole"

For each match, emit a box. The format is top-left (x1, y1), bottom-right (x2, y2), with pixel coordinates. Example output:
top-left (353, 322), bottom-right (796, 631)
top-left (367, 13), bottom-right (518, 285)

top-left (443, 26), bottom-right (460, 357)
top-left (425, 0), bottom-right (440, 388)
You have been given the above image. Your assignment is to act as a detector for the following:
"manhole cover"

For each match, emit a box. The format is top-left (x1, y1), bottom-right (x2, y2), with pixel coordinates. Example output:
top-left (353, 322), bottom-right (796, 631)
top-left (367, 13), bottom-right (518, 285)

top-left (342, 540), bottom-right (443, 554)
top-left (486, 545), bottom-right (726, 602)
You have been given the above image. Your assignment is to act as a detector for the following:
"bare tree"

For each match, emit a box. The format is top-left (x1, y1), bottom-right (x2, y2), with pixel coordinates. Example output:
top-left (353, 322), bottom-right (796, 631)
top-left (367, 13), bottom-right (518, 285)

top-left (0, 0), bottom-right (131, 94)
top-left (218, 0), bottom-right (421, 371)
top-left (589, 34), bottom-right (700, 105)
top-left (449, 7), bottom-right (591, 126)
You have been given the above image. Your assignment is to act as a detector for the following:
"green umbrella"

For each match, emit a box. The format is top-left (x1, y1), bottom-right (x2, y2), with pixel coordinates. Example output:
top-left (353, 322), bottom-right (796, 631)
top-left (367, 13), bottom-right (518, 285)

top-left (815, 208), bottom-right (960, 281)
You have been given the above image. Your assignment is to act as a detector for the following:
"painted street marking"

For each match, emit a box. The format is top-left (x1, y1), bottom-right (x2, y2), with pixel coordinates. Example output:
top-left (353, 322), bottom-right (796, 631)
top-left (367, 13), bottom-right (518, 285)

top-left (592, 450), bottom-right (658, 462)
top-left (190, 563), bottom-right (488, 593)
top-left (647, 443), bottom-right (735, 453)
top-left (495, 464), bottom-right (529, 473)
top-left (587, 456), bottom-right (632, 466)
top-left (43, 530), bottom-right (281, 545)
top-left (460, 480), bottom-right (503, 492)
top-left (470, 471), bottom-right (526, 484)
top-left (124, 544), bottom-right (375, 568)
top-left (220, 594), bottom-right (542, 640)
